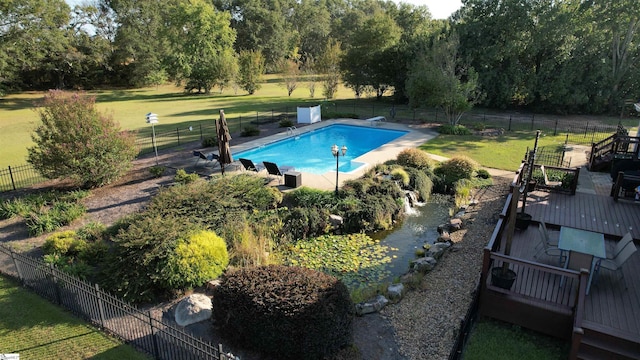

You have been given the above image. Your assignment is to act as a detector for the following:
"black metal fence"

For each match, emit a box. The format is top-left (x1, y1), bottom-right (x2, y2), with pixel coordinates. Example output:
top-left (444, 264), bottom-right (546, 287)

top-left (448, 279), bottom-right (481, 360)
top-left (0, 244), bottom-right (236, 360)
top-left (1, 103), bottom-right (629, 193)
top-left (0, 164), bottom-right (46, 192)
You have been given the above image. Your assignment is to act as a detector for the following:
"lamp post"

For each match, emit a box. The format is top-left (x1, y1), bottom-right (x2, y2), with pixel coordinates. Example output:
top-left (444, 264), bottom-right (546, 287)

top-left (331, 144), bottom-right (347, 194)
top-left (145, 112), bottom-right (159, 165)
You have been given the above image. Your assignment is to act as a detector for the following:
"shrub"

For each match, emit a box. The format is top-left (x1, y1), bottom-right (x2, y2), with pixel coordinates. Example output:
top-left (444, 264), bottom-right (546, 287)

top-left (27, 90), bottom-right (137, 188)
top-left (434, 155), bottom-right (479, 191)
top-left (241, 125), bottom-right (260, 137)
top-left (390, 168), bottom-right (410, 187)
top-left (406, 168), bottom-right (433, 201)
top-left (100, 215), bottom-right (203, 302)
top-left (212, 265), bottom-right (354, 360)
top-left (284, 187), bottom-right (336, 208)
top-left (202, 136), bottom-right (218, 147)
top-left (166, 230), bottom-right (229, 288)
top-left (472, 122), bottom-right (486, 131)
top-left (174, 169), bottom-right (200, 184)
top-left (476, 168), bottom-right (491, 179)
top-left (438, 124), bottom-right (472, 135)
top-left (149, 166), bottom-right (165, 178)
top-left (396, 148), bottom-right (434, 169)
top-left (43, 230), bottom-right (86, 256)
top-left (282, 207), bottom-right (331, 240)
top-left (279, 117), bottom-right (294, 128)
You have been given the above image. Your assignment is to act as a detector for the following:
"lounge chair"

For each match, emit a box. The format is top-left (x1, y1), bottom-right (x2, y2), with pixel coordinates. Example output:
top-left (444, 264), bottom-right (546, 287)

top-left (239, 158), bottom-right (265, 172)
top-left (540, 165), bottom-right (562, 187)
top-left (263, 161), bottom-right (294, 183)
top-left (193, 151), bottom-right (218, 167)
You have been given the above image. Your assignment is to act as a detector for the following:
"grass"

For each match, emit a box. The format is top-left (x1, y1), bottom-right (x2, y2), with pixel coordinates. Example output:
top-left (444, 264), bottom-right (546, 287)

top-left (0, 74), bottom-right (358, 167)
top-left (0, 274), bottom-right (149, 360)
top-left (463, 318), bottom-right (569, 360)
top-left (419, 130), bottom-right (570, 170)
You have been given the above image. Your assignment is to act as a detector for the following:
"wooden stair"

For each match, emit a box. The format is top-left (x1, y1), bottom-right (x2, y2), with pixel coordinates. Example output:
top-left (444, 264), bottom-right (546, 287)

top-left (576, 321), bottom-right (640, 360)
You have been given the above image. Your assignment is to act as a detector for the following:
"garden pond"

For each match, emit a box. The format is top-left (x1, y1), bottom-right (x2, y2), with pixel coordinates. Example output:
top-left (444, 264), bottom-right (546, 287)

top-left (370, 194), bottom-right (453, 282)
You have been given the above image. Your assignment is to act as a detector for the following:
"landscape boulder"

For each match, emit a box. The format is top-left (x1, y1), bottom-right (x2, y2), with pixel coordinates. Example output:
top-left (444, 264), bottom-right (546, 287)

top-left (411, 256), bottom-right (437, 273)
top-left (355, 295), bottom-right (389, 316)
top-left (175, 294), bottom-right (212, 326)
top-left (387, 283), bottom-right (404, 301)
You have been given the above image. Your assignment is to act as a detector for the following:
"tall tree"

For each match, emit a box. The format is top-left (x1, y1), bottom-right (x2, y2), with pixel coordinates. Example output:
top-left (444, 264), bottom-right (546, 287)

top-left (341, 11), bottom-right (401, 98)
top-left (317, 39), bottom-right (342, 99)
top-left (164, 0), bottom-right (236, 94)
top-left (107, 0), bottom-right (170, 87)
top-left (406, 34), bottom-right (480, 125)
top-left (237, 50), bottom-right (265, 94)
top-left (214, 0), bottom-right (293, 71)
top-left (0, 0), bottom-right (73, 91)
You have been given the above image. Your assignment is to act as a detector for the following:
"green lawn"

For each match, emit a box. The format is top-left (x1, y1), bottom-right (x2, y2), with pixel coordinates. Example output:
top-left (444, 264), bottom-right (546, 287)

top-left (419, 130), bottom-right (570, 170)
top-left (0, 75), bottom-right (357, 167)
top-left (0, 275), bottom-right (149, 359)
top-left (464, 318), bottom-right (569, 360)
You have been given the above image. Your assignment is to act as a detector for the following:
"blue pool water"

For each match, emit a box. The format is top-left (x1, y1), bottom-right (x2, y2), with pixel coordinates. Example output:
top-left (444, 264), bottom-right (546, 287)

top-left (234, 124), bottom-right (408, 174)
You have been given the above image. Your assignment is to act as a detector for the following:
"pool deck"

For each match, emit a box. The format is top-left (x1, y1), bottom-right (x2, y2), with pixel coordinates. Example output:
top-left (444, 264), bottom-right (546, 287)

top-left (186, 118), bottom-right (440, 191)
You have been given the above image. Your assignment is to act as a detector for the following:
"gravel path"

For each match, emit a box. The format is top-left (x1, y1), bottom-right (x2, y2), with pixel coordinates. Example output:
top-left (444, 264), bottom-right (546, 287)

top-left (381, 174), bottom-right (512, 359)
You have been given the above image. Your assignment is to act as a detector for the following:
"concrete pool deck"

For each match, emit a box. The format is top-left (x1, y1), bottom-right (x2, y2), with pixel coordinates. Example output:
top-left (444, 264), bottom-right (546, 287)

top-left (222, 118), bottom-right (439, 191)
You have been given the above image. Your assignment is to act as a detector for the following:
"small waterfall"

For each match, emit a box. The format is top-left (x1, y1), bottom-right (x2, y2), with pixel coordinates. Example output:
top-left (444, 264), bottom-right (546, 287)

top-left (404, 191), bottom-right (419, 215)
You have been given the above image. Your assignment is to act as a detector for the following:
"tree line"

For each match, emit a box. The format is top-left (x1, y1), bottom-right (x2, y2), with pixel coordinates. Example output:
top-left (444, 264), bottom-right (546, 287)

top-left (1, 0), bottom-right (639, 116)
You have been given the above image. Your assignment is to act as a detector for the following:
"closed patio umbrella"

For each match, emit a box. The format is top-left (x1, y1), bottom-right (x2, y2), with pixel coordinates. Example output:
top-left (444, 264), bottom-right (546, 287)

top-left (216, 109), bottom-right (233, 175)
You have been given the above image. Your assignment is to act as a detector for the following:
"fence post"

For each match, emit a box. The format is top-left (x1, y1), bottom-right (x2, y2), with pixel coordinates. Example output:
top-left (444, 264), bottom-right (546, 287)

top-left (95, 284), bottom-right (106, 329)
top-left (554, 119), bottom-right (558, 136)
top-left (372, 103), bottom-right (375, 116)
top-left (508, 116), bottom-right (512, 131)
top-left (531, 114), bottom-right (535, 130)
top-left (49, 264), bottom-right (62, 305)
top-left (176, 127), bottom-right (180, 145)
top-left (584, 122), bottom-right (589, 138)
top-left (8, 165), bottom-right (16, 191)
top-left (200, 124), bottom-right (203, 140)
top-left (256, 111), bottom-right (259, 124)
top-left (10, 250), bottom-right (24, 282)
top-left (219, 344), bottom-right (226, 360)
top-left (148, 311), bottom-right (161, 359)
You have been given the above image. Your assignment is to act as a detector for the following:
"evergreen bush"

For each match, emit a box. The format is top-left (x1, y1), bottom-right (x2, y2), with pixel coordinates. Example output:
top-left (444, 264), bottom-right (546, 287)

top-left (212, 265), bottom-right (354, 360)
top-left (174, 169), bottom-right (200, 184)
top-left (434, 155), bottom-right (479, 191)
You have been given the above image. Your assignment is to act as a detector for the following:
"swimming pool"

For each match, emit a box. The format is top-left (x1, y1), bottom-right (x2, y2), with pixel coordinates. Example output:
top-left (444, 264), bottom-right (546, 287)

top-left (234, 124), bottom-right (409, 175)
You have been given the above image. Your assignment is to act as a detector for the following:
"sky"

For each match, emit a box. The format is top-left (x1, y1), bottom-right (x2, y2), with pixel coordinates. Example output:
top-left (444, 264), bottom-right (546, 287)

top-left (66, 1), bottom-right (462, 20)
top-left (392, 0), bottom-right (462, 19)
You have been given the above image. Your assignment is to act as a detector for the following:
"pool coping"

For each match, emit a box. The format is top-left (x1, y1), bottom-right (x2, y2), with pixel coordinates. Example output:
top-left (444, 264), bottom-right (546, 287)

top-left (228, 119), bottom-right (438, 191)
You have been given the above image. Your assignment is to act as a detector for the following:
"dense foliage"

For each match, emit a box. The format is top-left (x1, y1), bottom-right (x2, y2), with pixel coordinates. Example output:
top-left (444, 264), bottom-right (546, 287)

top-left (27, 91), bottom-right (137, 188)
top-left (434, 155), bottom-right (480, 191)
top-left (3, 1), bottom-right (638, 115)
top-left (212, 265), bottom-right (354, 360)
top-left (396, 148), bottom-right (435, 170)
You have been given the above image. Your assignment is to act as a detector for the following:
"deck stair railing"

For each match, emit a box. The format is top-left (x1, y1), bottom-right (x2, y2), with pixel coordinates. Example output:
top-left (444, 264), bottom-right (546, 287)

top-left (588, 134), bottom-right (640, 170)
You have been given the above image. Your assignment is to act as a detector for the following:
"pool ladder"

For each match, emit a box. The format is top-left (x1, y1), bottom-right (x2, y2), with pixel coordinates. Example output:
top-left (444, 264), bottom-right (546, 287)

top-left (286, 126), bottom-right (299, 136)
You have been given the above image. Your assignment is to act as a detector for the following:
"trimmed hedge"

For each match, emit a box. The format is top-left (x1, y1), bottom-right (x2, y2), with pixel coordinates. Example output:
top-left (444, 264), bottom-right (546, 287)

top-left (212, 265), bottom-right (354, 360)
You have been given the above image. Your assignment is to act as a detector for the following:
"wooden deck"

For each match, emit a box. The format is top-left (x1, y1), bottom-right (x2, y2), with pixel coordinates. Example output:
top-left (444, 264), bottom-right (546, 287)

top-left (503, 191), bottom-right (640, 342)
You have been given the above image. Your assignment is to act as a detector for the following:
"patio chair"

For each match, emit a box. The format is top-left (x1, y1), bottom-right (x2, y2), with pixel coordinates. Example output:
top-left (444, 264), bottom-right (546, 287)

top-left (239, 158), bottom-right (265, 172)
top-left (607, 232), bottom-right (634, 260)
top-left (193, 151), bottom-right (218, 167)
top-left (263, 161), bottom-right (294, 184)
top-left (594, 241), bottom-right (637, 289)
top-left (534, 222), bottom-right (565, 266)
